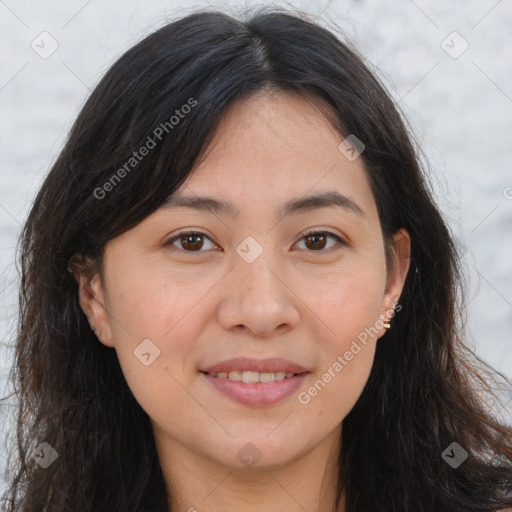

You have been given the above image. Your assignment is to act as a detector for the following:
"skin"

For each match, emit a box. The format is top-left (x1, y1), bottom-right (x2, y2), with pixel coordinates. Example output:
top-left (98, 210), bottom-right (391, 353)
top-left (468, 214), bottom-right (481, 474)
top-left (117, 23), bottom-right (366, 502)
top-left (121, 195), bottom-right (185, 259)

top-left (75, 90), bottom-right (410, 512)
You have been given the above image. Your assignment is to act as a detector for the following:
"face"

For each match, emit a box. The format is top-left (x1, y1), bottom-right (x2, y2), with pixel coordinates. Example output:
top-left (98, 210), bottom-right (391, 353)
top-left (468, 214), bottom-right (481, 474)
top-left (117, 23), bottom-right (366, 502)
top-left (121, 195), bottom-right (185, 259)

top-left (76, 90), bottom-right (410, 474)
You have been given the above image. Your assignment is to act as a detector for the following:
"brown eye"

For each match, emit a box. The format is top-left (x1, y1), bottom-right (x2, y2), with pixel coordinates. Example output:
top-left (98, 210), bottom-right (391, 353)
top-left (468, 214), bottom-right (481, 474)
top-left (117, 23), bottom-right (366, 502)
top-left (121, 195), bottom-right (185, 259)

top-left (296, 230), bottom-right (345, 252)
top-left (181, 233), bottom-right (204, 251)
top-left (165, 231), bottom-right (216, 253)
top-left (165, 229), bottom-right (345, 255)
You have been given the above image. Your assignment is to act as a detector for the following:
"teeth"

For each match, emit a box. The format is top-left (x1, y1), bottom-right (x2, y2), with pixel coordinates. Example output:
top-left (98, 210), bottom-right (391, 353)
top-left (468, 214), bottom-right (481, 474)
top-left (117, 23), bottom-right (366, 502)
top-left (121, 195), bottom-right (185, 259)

top-left (207, 370), bottom-right (297, 383)
top-left (242, 371), bottom-right (259, 383)
top-left (259, 372), bottom-right (276, 383)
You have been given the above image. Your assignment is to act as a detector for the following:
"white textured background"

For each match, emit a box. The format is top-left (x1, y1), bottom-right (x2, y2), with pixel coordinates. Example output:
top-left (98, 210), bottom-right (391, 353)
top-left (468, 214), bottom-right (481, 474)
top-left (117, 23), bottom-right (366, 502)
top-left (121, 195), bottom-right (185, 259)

top-left (1, 0), bottom-right (511, 494)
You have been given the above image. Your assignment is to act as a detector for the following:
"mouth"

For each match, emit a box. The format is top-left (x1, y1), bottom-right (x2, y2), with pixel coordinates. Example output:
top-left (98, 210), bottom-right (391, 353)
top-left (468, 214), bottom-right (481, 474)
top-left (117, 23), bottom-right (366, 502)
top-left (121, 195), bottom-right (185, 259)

top-left (199, 357), bottom-right (310, 406)
top-left (200, 370), bottom-right (305, 383)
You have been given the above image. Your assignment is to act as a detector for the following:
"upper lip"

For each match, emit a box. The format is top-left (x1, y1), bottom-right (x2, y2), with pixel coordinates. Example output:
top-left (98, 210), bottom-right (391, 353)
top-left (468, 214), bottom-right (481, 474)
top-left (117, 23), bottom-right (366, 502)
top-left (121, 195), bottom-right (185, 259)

top-left (201, 357), bottom-right (309, 374)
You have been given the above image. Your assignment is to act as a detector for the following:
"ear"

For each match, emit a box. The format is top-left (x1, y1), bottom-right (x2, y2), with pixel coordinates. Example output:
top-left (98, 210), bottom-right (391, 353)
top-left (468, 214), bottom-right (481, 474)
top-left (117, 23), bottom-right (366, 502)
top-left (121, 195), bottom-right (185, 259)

top-left (378, 228), bottom-right (411, 335)
top-left (68, 253), bottom-right (114, 348)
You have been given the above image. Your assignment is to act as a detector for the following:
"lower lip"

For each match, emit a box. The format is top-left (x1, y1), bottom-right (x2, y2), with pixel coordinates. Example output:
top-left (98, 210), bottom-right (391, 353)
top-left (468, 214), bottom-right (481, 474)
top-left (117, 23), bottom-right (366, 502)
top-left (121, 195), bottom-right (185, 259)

top-left (201, 372), bottom-right (309, 406)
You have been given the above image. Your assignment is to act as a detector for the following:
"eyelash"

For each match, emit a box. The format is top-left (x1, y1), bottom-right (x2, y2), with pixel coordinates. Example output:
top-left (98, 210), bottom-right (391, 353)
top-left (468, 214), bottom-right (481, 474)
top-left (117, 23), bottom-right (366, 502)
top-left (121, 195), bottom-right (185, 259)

top-left (164, 228), bottom-right (346, 255)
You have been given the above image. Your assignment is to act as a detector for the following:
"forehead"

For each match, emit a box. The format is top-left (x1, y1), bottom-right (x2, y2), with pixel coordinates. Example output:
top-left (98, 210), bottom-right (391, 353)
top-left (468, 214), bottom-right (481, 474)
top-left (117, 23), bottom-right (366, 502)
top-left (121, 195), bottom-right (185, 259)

top-left (169, 90), bottom-right (379, 224)
top-left (205, 89), bottom-right (344, 162)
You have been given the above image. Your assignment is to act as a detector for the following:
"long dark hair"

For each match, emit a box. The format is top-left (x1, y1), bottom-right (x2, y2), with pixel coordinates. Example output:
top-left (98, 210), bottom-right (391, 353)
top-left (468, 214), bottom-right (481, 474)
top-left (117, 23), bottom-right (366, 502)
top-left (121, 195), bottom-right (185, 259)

top-left (1, 7), bottom-right (511, 512)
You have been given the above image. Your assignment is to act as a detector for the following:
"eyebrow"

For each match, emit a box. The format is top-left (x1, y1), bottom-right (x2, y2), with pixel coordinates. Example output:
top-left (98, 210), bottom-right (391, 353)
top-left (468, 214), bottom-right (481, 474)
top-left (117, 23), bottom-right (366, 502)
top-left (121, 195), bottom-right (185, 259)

top-left (161, 190), bottom-right (365, 219)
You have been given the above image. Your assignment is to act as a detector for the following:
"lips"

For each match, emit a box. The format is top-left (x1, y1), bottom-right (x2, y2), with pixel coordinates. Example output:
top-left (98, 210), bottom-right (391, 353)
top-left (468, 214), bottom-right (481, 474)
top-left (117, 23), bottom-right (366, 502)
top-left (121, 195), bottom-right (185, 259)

top-left (199, 357), bottom-right (310, 406)
top-left (201, 357), bottom-right (308, 375)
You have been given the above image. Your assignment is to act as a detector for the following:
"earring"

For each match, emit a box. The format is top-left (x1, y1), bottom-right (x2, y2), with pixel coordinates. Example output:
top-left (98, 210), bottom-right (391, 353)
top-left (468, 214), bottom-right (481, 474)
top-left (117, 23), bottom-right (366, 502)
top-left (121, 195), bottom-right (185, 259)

top-left (383, 321), bottom-right (391, 329)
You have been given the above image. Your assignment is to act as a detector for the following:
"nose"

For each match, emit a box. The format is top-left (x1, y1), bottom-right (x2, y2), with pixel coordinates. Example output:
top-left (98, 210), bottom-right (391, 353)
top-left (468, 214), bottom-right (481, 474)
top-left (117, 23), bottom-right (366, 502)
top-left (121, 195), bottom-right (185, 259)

top-left (216, 246), bottom-right (301, 338)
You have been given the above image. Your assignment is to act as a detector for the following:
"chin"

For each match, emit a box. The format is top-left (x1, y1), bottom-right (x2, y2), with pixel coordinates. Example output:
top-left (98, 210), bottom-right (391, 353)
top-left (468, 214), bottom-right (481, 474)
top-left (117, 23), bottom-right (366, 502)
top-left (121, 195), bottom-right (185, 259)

top-left (209, 436), bottom-right (305, 471)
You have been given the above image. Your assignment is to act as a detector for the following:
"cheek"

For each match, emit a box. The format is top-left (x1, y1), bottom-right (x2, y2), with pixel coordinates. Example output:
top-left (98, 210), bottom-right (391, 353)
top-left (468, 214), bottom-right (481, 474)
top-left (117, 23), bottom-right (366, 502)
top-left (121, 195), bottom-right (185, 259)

top-left (297, 265), bottom-right (384, 419)
top-left (106, 260), bottom-right (209, 341)
top-left (306, 261), bottom-right (386, 347)
top-left (103, 263), bottom-right (210, 404)
top-left (105, 269), bottom-right (207, 426)
top-left (296, 309), bottom-right (379, 434)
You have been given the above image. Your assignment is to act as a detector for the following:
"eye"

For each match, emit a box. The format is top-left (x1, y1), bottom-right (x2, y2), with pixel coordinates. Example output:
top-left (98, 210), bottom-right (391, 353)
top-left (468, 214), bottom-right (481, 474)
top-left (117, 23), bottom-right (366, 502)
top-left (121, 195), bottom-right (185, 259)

top-left (164, 229), bottom-right (346, 254)
top-left (164, 230), bottom-right (217, 253)
top-left (294, 229), bottom-right (346, 253)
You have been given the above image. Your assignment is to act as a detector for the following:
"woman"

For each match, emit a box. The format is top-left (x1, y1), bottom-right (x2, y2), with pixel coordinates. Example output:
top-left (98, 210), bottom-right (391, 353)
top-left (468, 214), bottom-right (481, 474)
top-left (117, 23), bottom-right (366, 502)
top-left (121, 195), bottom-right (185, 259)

top-left (1, 7), bottom-right (511, 512)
